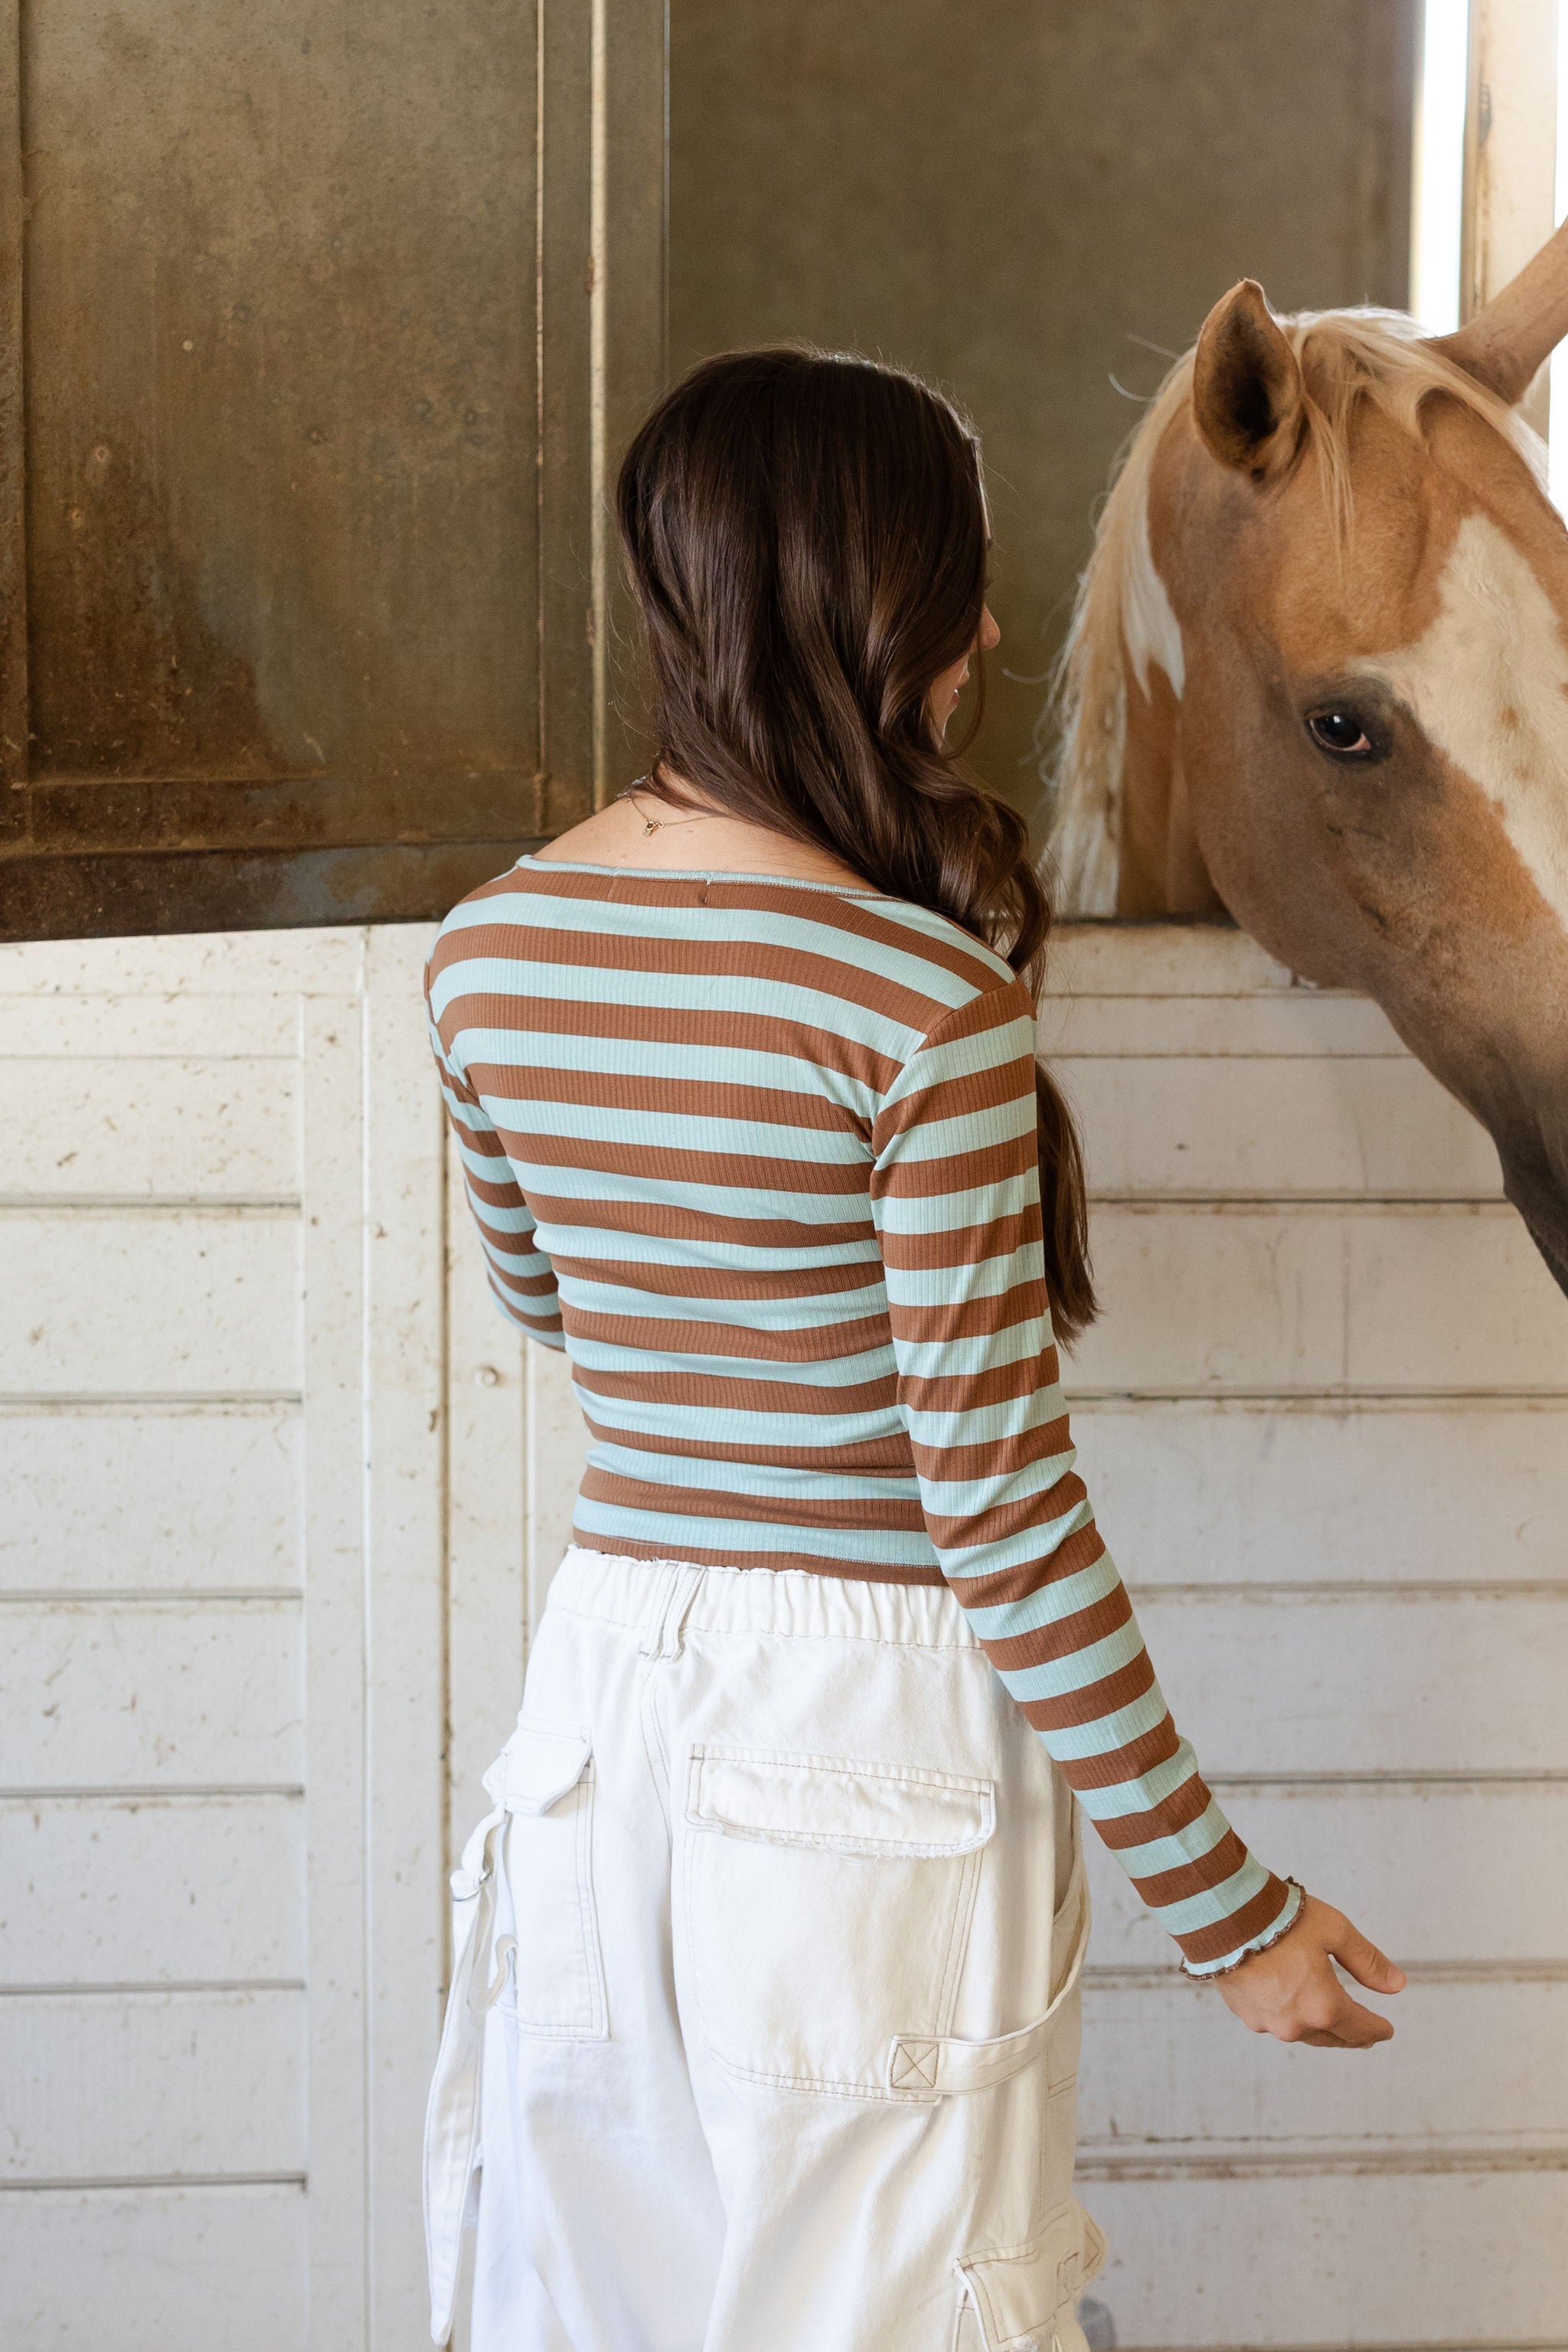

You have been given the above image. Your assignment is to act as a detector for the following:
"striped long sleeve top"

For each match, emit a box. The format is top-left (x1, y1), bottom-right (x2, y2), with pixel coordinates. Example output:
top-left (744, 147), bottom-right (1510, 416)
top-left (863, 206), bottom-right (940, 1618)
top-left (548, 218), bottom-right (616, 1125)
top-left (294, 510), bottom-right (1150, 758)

top-left (425, 852), bottom-right (1301, 1975)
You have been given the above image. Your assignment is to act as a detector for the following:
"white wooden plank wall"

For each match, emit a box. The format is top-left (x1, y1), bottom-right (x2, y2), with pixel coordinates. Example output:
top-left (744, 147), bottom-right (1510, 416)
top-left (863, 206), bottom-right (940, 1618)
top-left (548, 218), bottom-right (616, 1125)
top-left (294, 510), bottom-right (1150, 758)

top-left (0, 926), bottom-right (446, 2352)
top-left (5, 920), bottom-right (1565, 2350)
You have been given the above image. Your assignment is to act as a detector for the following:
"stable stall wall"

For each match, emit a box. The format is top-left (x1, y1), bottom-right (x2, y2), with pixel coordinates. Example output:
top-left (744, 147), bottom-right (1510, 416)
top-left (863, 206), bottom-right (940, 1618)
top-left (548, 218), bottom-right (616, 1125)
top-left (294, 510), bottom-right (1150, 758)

top-left (5, 920), bottom-right (1565, 2351)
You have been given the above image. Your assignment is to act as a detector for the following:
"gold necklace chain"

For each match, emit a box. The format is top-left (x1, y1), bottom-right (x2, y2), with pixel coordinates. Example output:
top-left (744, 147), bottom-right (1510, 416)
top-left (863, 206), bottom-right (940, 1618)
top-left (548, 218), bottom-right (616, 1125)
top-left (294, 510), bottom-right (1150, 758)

top-left (617, 776), bottom-right (720, 836)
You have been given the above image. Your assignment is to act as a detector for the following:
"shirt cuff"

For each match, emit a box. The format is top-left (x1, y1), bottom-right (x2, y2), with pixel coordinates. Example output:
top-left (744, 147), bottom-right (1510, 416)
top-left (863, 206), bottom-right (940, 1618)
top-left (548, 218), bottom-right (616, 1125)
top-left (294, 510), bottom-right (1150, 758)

top-left (1178, 1877), bottom-right (1306, 1980)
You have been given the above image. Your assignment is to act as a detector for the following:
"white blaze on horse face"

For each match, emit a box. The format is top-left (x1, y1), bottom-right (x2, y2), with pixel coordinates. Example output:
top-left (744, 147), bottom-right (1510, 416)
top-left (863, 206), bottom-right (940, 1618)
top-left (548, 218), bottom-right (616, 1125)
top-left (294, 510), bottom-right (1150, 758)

top-left (1356, 511), bottom-right (1568, 932)
top-left (1123, 485), bottom-right (1185, 700)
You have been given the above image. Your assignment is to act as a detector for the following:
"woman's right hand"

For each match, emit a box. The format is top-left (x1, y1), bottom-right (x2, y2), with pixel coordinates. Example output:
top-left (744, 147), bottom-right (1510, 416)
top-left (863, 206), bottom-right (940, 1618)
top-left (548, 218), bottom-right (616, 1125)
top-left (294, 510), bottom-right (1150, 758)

top-left (1214, 1893), bottom-right (1406, 2047)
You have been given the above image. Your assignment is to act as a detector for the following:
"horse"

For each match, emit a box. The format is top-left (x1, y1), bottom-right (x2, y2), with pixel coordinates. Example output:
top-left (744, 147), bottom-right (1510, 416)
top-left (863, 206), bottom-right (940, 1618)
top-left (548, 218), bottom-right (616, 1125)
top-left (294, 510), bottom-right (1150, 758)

top-left (1041, 219), bottom-right (1568, 1298)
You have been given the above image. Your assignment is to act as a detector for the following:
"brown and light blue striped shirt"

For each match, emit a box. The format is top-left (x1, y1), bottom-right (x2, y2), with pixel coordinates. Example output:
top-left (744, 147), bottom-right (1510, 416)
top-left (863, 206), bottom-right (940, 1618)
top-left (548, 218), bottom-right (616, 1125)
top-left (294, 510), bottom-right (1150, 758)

top-left (426, 852), bottom-right (1298, 1973)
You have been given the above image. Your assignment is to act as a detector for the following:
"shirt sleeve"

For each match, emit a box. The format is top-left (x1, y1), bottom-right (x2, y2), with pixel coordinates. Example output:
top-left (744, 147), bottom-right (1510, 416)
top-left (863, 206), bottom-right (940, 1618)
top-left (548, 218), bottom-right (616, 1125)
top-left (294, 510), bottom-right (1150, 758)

top-left (869, 976), bottom-right (1299, 1975)
top-left (426, 1002), bottom-right (566, 1352)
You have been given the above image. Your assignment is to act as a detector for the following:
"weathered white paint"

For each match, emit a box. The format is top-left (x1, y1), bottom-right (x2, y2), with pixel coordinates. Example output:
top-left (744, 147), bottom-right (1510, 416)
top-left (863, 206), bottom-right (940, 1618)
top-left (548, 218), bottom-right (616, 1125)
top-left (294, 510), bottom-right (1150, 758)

top-left (3, 917), bottom-right (1563, 2352)
top-left (0, 1792), bottom-right (304, 1984)
top-left (0, 923), bottom-right (443, 2352)
top-left (1072, 1399), bottom-right (1568, 1583)
top-left (0, 1403), bottom-right (302, 1593)
top-left (0, 2186), bottom-right (307, 2350)
top-left (1359, 508), bottom-right (1568, 929)
top-left (3, 1988), bottom-right (304, 2180)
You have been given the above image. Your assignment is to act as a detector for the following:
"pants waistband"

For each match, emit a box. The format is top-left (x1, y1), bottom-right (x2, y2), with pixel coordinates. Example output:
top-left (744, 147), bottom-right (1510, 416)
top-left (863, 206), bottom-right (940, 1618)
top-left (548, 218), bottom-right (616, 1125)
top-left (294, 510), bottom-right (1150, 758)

top-left (550, 1545), bottom-right (983, 1658)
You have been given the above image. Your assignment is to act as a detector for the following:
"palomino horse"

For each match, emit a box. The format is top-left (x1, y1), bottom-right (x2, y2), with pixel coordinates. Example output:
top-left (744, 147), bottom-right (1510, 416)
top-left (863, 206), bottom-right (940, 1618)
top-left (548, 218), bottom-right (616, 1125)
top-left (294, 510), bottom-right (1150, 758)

top-left (1044, 220), bottom-right (1568, 1296)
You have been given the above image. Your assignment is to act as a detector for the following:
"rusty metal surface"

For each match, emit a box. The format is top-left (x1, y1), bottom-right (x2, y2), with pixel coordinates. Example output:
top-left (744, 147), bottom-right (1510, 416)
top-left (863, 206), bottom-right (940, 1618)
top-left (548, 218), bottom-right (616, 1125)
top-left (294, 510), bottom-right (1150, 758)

top-left (0, 0), bottom-right (666, 939)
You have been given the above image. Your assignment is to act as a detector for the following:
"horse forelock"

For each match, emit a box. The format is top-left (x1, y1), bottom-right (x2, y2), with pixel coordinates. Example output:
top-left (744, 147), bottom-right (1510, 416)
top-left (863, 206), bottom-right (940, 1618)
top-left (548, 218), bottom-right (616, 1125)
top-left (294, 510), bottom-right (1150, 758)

top-left (1040, 305), bottom-right (1547, 913)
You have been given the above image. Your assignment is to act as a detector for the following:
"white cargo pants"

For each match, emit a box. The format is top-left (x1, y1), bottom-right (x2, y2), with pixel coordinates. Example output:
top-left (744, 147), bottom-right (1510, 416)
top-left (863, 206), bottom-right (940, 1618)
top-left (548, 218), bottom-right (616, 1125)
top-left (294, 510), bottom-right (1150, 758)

top-left (425, 1547), bottom-right (1106, 2352)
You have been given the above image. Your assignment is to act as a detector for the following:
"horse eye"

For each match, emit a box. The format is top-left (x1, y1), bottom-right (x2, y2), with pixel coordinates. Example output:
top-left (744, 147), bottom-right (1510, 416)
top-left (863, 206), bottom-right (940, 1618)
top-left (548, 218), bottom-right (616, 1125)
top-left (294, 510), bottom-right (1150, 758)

top-left (1307, 710), bottom-right (1373, 756)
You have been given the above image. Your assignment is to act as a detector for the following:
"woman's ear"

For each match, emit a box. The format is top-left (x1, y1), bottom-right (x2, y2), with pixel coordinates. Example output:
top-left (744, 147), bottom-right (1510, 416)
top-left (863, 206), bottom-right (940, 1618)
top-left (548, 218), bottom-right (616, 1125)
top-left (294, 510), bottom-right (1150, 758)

top-left (1191, 279), bottom-right (1304, 482)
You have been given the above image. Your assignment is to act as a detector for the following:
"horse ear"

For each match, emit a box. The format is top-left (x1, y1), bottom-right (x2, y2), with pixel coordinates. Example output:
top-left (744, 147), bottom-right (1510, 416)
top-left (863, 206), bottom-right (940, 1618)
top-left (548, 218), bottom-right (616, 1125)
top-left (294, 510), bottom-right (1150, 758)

top-left (1191, 279), bottom-right (1303, 479)
top-left (1429, 214), bottom-right (1568, 406)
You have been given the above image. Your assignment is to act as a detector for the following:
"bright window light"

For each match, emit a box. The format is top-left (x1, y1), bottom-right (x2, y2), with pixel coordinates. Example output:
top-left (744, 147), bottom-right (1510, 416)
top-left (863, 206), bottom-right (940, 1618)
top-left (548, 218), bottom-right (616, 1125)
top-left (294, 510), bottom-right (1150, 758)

top-left (1411, 0), bottom-right (1468, 334)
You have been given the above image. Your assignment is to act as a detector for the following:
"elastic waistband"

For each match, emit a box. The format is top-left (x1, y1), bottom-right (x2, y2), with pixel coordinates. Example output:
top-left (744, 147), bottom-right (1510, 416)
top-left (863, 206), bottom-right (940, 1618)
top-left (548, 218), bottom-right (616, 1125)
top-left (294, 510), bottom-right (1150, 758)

top-left (549, 1544), bottom-right (981, 1656)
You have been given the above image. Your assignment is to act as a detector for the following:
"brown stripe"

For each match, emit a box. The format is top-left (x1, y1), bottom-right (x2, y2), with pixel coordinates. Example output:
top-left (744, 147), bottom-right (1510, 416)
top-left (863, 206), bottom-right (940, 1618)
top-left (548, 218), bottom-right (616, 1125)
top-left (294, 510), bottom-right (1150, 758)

top-left (894, 1355), bottom-right (1054, 1416)
top-left (437, 987), bottom-right (903, 1091)
top-left (878, 1212), bottom-right (1041, 1271)
top-left (907, 1412), bottom-right (1074, 1486)
top-left (939, 1522), bottom-right (1107, 1612)
top-left (871, 1044), bottom-right (1037, 1142)
top-left (888, 1285), bottom-right (1043, 1347)
top-left (573, 1363), bottom-right (901, 1416)
top-left (1127, 1828), bottom-right (1252, 1912)
top-left (578, 1413), bottom-right (916, 1474)
top-left (871, 1128), bottom-right (1034, 1202)
top-left (1090, 1772), bottom-right (1215, 1851)
top-left (579, 1468), bottom-right (926, 1535)
top-left (1045, 1710), bottom-right (1184, 1792)
top-left (975, 1571), bottom-right (1131, 1673)
top-left (1021, 1650), bottom-right (1158, 1735)
top-left (569, 1520), bottom-right (947, 1585)
top-left (1174, 1874), bottom-right (1295, 1967)
top-left (436, 861), bottom-right (1009, 998)
top-left (494, 1126), bottom-right (871, 1197)
top-left (527, 1191), bottom-right (875, 1251)
top-left (549, 1251), bottom-right (884, 1304)
top-left (566, 1306), bottom-right (890, 1364)
top-left (465, 1058), bottom-right (869, 1138)
top-left (433, 917), bottom-right (956, 1035)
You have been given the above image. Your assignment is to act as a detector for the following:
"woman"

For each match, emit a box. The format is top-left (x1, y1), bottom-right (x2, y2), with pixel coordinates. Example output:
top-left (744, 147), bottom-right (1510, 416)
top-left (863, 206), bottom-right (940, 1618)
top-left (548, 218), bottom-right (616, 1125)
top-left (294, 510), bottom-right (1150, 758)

top-left (422, 348), bottom-right (1403, 2352)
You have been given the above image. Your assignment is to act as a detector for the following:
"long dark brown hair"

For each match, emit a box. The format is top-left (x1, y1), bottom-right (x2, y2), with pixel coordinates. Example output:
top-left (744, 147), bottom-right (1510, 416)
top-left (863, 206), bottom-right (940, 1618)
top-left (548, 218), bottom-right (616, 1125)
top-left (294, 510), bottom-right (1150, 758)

top-left (616, 345), bottom-right (1096, 1341)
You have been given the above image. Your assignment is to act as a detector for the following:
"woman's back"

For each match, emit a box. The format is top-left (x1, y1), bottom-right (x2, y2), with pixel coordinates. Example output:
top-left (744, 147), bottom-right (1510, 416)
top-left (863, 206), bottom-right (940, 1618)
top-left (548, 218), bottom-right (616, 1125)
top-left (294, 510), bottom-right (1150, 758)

top-left (425, 850), bottom-right (1069, 1586)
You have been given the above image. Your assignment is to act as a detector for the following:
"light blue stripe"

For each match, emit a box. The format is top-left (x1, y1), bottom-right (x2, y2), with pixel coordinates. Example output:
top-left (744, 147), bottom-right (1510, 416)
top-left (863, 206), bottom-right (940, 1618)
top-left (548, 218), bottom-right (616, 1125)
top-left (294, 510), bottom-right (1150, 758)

top-left (874, 1172), bottom-right (1037, 1234)
top-left (993, 1613), bottom-right (1146, 1705)
top-left (1028, 1683), bottom-right (1170, 1764)
top-left (1182, 1882), bottom-right (1305, 1977)
top-left (588, 1440), bottom-right (914, 1507)
top-left (1069, 1740), bottom-right (1202, 1824)
top-left (475, 1093), bottom-right (872, 1168)
top-left (1111, 1799), bottom-right (1234, 1883)
top-left (562, 1279), bottom-right (885, 1330)
top-left (571, 1494), bottom-right (936, 1569)
top-left (938, 1495), bottom-right (1098, 1582)
top-left (439, 889), bottom-right (996, 1008)
top-left (565, 1335), bottom-right (894, 1387)
top-left (434, 963), bottom-right (931, 1057)
top-left (958, 1552), bottom-right (1123, 1642)
top-left (1145, 1854), bottom-right (1269, 1939)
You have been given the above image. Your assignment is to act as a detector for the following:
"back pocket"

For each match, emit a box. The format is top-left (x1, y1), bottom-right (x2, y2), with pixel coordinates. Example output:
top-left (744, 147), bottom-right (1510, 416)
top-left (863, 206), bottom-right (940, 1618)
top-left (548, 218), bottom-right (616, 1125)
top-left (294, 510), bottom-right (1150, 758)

top-left (494, 1722), bottom-right (607, 2040)
top-left (682, 1744), bottom-right (994, 2097)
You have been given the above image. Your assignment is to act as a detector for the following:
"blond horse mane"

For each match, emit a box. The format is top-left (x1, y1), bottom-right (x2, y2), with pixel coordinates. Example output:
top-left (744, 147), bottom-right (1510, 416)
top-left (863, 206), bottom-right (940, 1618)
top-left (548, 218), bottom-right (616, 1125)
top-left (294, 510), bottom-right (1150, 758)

top-left (1040, 307), bottom-right (1545, 914)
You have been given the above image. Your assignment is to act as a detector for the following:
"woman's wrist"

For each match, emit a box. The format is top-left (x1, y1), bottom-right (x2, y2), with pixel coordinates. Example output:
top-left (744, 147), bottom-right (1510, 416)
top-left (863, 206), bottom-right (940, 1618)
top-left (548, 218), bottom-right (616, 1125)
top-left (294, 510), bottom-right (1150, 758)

top-left (1178, 1877), bottom-right (1307, 1981)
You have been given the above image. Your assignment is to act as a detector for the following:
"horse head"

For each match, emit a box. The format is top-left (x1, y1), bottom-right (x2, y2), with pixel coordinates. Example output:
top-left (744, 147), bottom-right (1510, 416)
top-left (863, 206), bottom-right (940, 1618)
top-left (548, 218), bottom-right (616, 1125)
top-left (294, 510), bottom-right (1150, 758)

top-left (1046, 224), bottom-right (1568, 1296)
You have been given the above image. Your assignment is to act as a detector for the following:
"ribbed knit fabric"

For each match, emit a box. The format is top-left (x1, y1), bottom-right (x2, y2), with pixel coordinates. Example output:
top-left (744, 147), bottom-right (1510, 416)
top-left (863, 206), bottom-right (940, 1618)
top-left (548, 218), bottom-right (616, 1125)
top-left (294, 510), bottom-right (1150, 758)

top-left (425, 853), bottom-right (1299, 1975)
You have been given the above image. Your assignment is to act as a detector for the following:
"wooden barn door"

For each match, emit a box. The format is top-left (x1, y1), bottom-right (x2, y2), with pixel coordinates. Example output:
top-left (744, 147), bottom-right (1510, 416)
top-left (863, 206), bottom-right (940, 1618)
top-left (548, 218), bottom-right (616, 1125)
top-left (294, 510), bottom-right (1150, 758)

top-left (0, 0), bottom-right (664, 942)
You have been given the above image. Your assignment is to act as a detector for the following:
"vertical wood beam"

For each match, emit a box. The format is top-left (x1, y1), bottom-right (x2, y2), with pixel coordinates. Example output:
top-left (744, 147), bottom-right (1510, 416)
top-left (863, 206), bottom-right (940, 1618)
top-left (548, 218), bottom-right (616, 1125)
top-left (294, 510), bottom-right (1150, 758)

top-left (1462, 0), bottom-right (1559, 434)
top-left (0, 0), bottom-right (26, 817)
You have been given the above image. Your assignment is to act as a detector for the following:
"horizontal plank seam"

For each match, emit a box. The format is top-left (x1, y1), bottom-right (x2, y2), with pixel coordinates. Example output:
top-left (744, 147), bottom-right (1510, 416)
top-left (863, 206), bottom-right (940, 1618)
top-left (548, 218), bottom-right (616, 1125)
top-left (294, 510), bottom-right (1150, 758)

top-left (0, 2171), bottom-right (308, 2194)
top-left (0, 1784), bottom-right (306, 1801)
top-left (0, 1980), bottom-right (306, 1998)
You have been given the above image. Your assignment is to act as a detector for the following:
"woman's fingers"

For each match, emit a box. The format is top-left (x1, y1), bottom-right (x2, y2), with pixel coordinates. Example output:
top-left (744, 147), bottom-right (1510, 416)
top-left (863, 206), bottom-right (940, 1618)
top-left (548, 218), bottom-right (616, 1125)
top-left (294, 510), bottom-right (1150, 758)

top-left (1327, 1912), bottom-right (1407, 1995)
top-left (1212, 1893), bottom-right (1403, 2047)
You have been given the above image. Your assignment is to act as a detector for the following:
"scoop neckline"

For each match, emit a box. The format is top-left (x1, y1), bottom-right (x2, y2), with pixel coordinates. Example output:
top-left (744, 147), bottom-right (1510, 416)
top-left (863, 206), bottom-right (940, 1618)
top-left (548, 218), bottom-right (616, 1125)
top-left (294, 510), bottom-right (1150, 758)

top-left (514, 851), bottom-right (888, 900)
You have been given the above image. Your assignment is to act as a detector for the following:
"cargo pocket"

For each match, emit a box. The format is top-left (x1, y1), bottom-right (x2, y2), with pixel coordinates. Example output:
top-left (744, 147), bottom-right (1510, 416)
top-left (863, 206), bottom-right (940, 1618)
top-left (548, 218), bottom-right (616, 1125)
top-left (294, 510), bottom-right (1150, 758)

top-left (682, 1743), bottom-right (994, 2097)
top-left (495, 1721), bottom-right (607, 2041)
top-left (956, 2200), bottom-right (1108, 2352)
